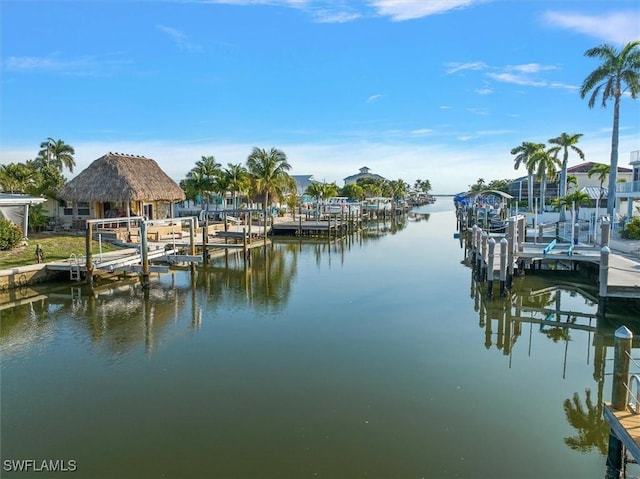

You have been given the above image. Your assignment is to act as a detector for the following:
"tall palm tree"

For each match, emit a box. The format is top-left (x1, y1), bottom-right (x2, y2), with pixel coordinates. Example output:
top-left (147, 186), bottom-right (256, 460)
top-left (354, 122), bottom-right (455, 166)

top-left (587, 163), bottom-right (611, 209)
top-left (38, 138), bottom-right (76, 173)
top-left (532, 147), bottom-right (560, 214)
top-left (246, 147), bottom-right (291, 224)
top-left (548, 133), bottom-right (585, 221)
top-left (190, 155), bottom-right (221, 208)
top-left (223, 163), bottom-right (250, 210)
top-left (580, 40), bottom-right (640, 217)
top-left (511, 141), bottom-right (545, 212)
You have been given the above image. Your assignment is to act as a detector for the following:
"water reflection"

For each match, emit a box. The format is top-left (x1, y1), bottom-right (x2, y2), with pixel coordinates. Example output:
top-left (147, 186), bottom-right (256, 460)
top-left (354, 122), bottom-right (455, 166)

top-left (467, 269), bottom-right (640, 460)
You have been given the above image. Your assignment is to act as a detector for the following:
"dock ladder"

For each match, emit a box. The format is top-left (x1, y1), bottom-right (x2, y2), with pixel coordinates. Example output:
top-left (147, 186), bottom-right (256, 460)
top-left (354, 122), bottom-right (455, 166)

top-left (69, 254), bottom-right (84, 281)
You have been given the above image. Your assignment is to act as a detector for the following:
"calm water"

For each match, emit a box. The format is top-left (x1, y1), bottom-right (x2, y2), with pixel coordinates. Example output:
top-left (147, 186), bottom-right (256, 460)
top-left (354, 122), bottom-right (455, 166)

top-left (2, 202), bottom-right (640, 479)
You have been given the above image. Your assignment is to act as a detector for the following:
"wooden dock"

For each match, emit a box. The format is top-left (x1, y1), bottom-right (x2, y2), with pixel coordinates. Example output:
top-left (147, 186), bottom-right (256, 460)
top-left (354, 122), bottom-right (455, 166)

top-left (604, 403), bottom-right (640, 463)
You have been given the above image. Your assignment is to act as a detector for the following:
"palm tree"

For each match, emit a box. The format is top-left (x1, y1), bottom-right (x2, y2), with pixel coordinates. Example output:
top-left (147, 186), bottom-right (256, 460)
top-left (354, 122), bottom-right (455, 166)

top-left (246, 147), bottom-right (291, 225)
top-left (548, 133), bottom-right (585, 221)
top-left (38, 138), bottom-right (76, 173)
top-left (511, 141), bottom-right (545, 212)
top-left (0, 163), bottom-right (36, 193)
top-left (223, 163), bottom-right (250, 210)
top-left (190, 156), bottom-right (221, 209)
top-left (587, 163), bottom-right (610, 209)
top-left (566, 174), bottom-right (578, 192)
top-left (531, 147), bottom-right (560, 213)
top-left (552, 190), bottom-right (591, 220)
top-left (580, 40), bottom-right (640, 217)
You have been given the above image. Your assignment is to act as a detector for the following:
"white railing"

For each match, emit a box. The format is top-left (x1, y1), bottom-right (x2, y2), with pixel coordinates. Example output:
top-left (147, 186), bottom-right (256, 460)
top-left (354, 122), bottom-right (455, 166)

top-left (616, 181), bottom-right (640, 194)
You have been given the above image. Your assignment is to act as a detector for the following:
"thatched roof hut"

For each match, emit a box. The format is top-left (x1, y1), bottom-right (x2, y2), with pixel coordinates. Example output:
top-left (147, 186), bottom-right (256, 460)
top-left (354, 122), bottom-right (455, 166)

top-left (58, 152), bottom-right (185, 203)
top-left (57, 152), bottom-right (185, 222)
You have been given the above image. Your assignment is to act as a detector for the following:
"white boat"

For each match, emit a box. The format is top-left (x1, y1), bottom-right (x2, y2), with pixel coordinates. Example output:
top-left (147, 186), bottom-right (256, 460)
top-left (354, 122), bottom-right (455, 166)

top-left (324, 197), bottom-right (361, 215)
top-left (362, 197), bottom-right (392, 212)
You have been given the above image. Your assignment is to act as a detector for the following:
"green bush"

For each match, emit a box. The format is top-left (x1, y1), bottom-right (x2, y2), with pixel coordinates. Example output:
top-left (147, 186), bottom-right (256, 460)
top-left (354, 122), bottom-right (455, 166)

top-left (621, 217), bottom-right (640, 240)
top-left (28, 204), bottom-right (50, 233)
top-left (0, 218), bottom-right (24, 250)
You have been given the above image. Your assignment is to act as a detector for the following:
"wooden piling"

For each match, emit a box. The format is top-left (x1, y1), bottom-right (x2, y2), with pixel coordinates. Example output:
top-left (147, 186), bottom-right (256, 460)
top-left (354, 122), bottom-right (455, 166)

top-left (606, 326), bottom-right (633, 477)
top-left (598, 245), bottom-right (610, 316)
top-left (487, 237), bottom-right (495, 298)
top-left (140, 221), bottom-right (150, 288)
top-left (499, 237), bottom-right (507, 296)
top-left (85, 221), bottom-right (94, 286)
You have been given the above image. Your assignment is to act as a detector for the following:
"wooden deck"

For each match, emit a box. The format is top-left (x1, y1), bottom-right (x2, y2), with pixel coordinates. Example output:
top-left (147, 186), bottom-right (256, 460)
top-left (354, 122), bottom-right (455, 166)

top-left (604, 403), bottom-right (640, 462)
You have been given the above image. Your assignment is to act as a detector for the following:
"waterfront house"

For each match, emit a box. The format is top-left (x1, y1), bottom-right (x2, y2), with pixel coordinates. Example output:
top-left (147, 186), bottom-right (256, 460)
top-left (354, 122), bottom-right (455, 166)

top-left (56, 152), bottom-right (185, 229)
top-left (343, 166), bottom-right (387, 186)
top-left (616, 150), bottom-right (640, 219)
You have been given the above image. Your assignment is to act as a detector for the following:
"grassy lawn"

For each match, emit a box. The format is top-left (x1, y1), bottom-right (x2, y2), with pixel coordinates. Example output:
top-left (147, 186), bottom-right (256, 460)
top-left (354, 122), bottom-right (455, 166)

top-left (0, 233), bottom-right (125, 269)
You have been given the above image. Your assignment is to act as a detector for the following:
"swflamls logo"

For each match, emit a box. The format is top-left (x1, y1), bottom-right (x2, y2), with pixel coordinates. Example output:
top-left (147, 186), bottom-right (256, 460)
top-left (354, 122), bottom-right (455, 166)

top-left (3, 459), bottom-right (77, 472)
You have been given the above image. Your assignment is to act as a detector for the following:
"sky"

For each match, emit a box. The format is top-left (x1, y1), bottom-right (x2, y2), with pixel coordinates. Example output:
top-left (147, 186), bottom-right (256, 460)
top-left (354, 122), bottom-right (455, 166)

top-left (1, 0), bottom-right (639, 194)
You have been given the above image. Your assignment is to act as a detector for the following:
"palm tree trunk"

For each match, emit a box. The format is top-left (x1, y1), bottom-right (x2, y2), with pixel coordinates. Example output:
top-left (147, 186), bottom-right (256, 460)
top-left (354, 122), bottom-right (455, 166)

top-left (559, 156), bottom-right (568, 222)
top-left (607, 93), bottom-right (621, 217)
top-left (528, 173), bottom-right (534, 213)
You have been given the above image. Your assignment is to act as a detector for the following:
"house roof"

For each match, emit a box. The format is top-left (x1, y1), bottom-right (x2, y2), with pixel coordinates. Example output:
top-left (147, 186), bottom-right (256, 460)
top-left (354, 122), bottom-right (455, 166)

top-left (566, 161), bottom-right (632, 174)
top-left (580, 186), bottom-right (608, 200)
top-left (57, 152), bottom-right (186, 203)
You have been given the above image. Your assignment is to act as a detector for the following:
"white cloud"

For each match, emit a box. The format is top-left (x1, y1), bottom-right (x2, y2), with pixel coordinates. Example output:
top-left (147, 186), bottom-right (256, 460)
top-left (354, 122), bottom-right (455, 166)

top-left (312, 9), bottom-right (361, 23)
top-left (157, 25), bottom-right (203, 52)
top-left (445, 61), bottom-right (487, 74)
top-left (366, 94), bottom-right (382, 103)
top-left (4, 54), bottom-right (129, 76)
top-left (543, 10), bottom-right (640, 45)
top-left (369, 0), bottom-right (480, 21)
top-left (475, 87), bottom-right (492, 95)
top-left (486, 72), bottom-right (547, 87)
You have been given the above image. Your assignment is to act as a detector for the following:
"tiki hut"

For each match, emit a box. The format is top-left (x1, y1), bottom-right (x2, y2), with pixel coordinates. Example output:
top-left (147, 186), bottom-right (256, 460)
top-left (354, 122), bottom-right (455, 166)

top-left (57, 152), bottom-right (186, 226)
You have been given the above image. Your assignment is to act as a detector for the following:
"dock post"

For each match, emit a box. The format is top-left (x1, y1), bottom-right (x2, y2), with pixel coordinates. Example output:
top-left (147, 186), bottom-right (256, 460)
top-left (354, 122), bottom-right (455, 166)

top-left (499, 237), bottom-right (507, 296)
top-left (481, 231), bottom-right (488, 281)
top-left (537, 223), bottom-right (544, 244)
top-left (476, 227), bottom-right (483, 278)
top-left (202, 216), bottom-right (209, 264)
top-left (243, 227), bottom-right (248, 266)
top-left (471, 224), bottom-right (478, 264)
top-left (601, 219), bottom-right (611, 247)
top-left (140, 220), bottom-right (150, 288)
top-left (606, 326), bottom-right (633, 478)
top-left (598, 246), bottom-right (610, 316)
top-left (487, 238), bottom-right (496, 298)
top-left (507, 218), bottom-right (515, 288)
top-left (85, 221), bottom-right (94, 286)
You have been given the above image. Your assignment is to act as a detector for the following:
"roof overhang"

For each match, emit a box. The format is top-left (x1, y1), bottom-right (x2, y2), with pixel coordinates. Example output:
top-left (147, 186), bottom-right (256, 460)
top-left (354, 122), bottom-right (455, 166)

top-left (0, 194), bottom-right (46, 206)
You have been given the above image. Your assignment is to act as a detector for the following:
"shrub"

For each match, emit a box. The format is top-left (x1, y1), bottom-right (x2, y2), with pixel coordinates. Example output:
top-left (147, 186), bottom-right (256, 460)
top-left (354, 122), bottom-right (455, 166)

top-left (28, 204), bottom-right (50, 233)
top-left (0, 218), bottom-right (23, 250)
top-left (621, 217), bottom-right (640, 240)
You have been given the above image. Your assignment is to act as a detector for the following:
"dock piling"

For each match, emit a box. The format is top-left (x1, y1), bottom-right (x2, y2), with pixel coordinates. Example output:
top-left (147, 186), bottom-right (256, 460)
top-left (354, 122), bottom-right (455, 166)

top-left (499, 237), bottom-right (507, 297)
top-left (606, 326), bottom-right (634, 478)
top-left (487, 238), bottom-right (495, 298)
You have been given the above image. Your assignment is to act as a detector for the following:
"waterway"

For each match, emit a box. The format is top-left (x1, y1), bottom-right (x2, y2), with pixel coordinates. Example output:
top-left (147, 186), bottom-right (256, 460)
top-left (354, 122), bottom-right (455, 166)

top-left (2, 201), bottom-right (640, 478)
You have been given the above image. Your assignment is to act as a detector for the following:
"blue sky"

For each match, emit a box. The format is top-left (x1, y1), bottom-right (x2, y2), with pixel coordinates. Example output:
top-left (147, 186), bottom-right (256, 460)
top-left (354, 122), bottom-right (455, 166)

top-left (1, 0), bottom-right (639, 194)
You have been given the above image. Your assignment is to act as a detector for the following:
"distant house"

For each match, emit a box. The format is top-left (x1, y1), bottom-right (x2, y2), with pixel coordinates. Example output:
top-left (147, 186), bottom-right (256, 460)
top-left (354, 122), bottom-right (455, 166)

top-left (343, 166), bottom-right (387, 186)
top-left (290, 175), bottom-right (315, 204)
top-left (508, 161), bottom-right (632, 205)
top-left (566, 161), bottom-right (632, 189)
top-left (616, 150), bottom-right (640, 218)
top-left (57, 152), bottom-right (185, 228)
top-left (0, 193), bottom-right (46, 238)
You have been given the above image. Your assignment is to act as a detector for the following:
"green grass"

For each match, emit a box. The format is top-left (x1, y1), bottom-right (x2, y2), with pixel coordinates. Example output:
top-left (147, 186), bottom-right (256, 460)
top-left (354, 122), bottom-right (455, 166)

top-left (0, 232), bottom-right (125, 269)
